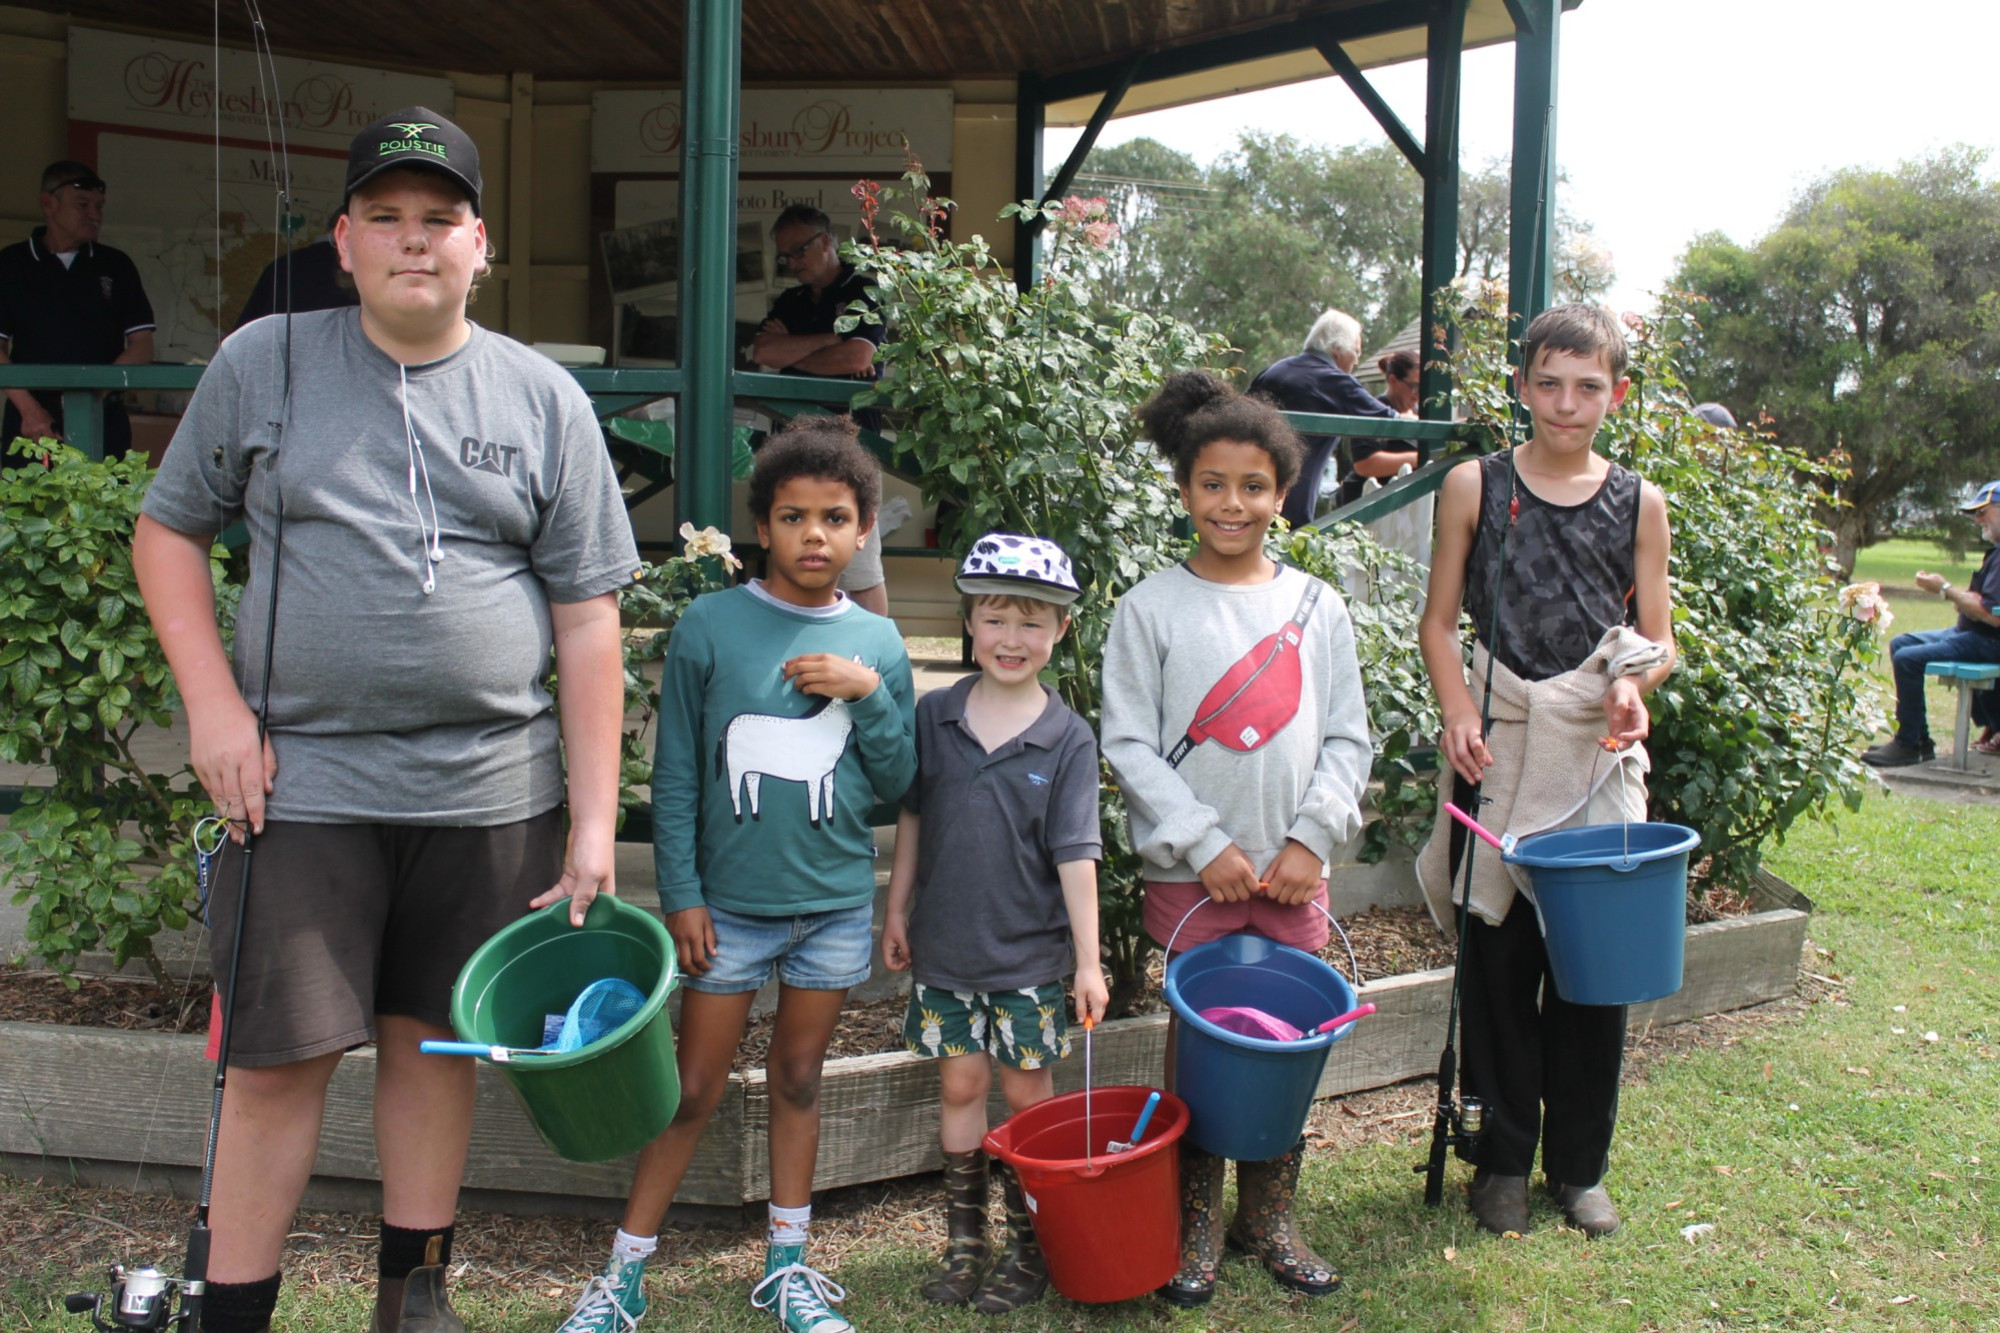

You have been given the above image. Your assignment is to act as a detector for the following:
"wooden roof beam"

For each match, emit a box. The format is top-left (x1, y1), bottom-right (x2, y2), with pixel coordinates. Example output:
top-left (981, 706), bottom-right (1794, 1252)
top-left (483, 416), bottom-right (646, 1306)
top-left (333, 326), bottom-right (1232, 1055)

top-left (1035, 0), bottom-right (1415, 105)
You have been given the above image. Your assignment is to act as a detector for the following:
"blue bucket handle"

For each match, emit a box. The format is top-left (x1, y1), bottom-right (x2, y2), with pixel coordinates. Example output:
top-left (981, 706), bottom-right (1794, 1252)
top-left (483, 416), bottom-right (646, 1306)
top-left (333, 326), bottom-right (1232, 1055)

top-left (1162, 896), bottom-right (1361, 996)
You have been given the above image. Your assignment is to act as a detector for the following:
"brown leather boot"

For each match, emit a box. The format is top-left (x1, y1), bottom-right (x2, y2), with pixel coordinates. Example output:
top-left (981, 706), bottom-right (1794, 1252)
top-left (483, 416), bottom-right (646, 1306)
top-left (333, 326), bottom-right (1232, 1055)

top-left (1468, 1167), bottom-right (1531, 1236)
top-left (1548, 1179), bottom-right (1622, 1237)
top-left (970, 1162), bottom-right (1047, 1313)
top-left (1226, 1141), bottom-right (1340, 1296)
top-left (372, 1236), bottom-right (465, 1333)
top-left (1156, 1143), bottom-right (1227, 1307)
top-left (921, 1148), bottom-right (989, 1305)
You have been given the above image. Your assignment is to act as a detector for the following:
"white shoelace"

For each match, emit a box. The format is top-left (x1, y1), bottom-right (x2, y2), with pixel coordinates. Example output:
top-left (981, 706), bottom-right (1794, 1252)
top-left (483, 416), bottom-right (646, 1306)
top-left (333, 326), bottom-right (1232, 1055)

top-left (564, 1274), bottom-right (642, 1332)
top-left (749, 1262), bottom-right (850, 1333)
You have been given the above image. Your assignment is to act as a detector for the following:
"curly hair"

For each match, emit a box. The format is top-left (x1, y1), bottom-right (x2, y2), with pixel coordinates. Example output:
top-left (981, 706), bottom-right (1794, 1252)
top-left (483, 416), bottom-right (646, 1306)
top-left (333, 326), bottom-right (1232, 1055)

top-left (1137, 369), bottom-right (1305, 492)
top-left (747, 415), bottom-right (881, 525)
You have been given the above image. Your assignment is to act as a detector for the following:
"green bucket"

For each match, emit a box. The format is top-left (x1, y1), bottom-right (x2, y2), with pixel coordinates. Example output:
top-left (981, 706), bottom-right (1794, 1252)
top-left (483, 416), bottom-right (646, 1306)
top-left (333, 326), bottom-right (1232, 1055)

top-left (449, 895), bottom-right (681, 1163)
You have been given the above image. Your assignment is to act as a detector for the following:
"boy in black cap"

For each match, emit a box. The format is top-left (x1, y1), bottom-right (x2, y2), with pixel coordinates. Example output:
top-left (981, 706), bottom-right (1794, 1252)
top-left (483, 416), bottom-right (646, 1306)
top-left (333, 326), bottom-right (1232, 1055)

top-left (135, 108), bottom-right (638, 1333)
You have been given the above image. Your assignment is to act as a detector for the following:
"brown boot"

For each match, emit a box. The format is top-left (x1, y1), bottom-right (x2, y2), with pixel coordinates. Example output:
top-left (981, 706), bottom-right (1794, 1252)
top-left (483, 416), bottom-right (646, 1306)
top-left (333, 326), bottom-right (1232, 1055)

top-left (372, 1235), bottom-right (465, 1333)
top-left (1468, 1167), bottom-right (1531, 1236)
top-left (970, 1162), bottom-right (1047, 1313)
top-left (1226, 1141), bottom-right (1340, 1296)
top-left (921, 1148), bottom-right (989, 1305)
top-left (1548, 1179), bottom-right (1622, 1237)
top-left (1156, 1143), bottom-right (1226, 1307)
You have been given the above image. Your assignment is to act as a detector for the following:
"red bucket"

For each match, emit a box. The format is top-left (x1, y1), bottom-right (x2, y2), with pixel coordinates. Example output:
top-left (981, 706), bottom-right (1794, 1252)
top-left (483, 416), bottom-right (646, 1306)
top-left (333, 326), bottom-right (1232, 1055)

top-left (982, 1086), bottom-right (1188, 1303)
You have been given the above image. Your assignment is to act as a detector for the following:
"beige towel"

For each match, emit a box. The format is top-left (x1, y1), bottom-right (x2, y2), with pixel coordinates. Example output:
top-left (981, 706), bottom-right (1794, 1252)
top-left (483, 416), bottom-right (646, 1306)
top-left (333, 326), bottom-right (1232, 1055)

top-left (1417, 626), bottom-right (1671, 933)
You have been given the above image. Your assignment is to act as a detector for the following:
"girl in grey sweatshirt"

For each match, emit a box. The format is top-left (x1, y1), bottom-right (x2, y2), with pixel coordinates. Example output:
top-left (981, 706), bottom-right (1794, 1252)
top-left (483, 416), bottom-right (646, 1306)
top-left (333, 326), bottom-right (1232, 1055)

top-left (1102, 370), bottom-right (1370, 1309)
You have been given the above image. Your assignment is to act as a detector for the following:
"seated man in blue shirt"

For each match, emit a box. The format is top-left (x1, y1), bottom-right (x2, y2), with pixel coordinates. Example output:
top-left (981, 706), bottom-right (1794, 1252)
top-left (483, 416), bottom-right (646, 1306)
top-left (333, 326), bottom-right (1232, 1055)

top-left (1865, 480), bottom-right (2000, 767)
top-left (1248, 308), bottom-right (1401, 527)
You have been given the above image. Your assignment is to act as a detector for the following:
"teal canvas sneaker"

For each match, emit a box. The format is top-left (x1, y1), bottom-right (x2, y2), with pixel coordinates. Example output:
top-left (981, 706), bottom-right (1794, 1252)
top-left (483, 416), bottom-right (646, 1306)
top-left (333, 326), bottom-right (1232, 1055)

top-left (555, 1252), bottom-right (647, 1333)
top-left (750, 1244), bottom-right (853, 1333)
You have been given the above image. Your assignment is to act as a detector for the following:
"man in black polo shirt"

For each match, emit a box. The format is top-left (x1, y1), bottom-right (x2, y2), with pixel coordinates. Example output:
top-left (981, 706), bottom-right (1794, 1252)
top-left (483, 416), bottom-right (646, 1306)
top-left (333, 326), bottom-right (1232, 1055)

top-left (0, 160), bottom-right (155, 454)
top-left (751, 203), bottom-right (891, 614)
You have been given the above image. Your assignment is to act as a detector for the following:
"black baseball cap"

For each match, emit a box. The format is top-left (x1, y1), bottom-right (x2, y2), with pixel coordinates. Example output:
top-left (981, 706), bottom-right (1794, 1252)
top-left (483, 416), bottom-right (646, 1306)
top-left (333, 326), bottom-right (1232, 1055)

top-left (41, 160), bottom-right (106, 193)
top-left (344, 108), bottom-right (481, 214)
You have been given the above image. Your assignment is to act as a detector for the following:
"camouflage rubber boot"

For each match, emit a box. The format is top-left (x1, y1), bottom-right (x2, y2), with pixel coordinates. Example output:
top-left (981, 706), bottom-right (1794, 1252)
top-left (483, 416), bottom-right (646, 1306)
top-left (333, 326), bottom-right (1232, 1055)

top-left (970, 1162), bottom-right (1047, 1313)
top-left (921, 1149), bottom-right (989, 1305)
top-left (1226, 1141), bottom-right (1340, 1296)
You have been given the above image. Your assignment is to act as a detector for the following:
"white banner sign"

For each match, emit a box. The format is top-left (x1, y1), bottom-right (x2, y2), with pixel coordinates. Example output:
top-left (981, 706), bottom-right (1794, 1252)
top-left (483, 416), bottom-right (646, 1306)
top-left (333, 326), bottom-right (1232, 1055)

top-left (69, 26), bottom-right (455, 152)
top-left (592, 89), bottom-right (953, 175)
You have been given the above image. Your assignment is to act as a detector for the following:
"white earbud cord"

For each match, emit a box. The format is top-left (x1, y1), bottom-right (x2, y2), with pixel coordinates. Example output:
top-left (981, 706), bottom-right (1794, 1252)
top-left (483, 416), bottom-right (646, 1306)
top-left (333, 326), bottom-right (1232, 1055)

top-left (398, 362), bottom-right (445, 594)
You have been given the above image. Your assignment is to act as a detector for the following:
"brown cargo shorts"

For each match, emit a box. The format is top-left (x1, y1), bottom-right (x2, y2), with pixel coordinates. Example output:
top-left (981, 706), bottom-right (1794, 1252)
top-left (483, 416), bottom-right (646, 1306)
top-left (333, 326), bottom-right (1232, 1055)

top-left (203, 809), bottom-right (563, 1067)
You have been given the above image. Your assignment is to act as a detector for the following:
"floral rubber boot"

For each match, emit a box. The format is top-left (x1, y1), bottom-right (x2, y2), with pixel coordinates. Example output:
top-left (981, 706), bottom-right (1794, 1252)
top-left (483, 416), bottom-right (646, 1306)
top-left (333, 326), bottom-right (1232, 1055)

top-left (1226, 1140), bottom-right (1340, 1296)
top-left (1157, 1143), bottom-right (1227, 1307)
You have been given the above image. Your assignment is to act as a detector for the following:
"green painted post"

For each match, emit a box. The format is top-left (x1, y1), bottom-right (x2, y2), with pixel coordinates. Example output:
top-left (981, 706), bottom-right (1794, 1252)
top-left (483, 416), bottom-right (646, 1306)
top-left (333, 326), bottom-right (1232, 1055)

top-left (677, 0), bottom-right (742, 536)
top-left (1509, 0), bottom-right (1560, 353)
top-left (60, 389), bottom-right (104, 460)
top-left (1012, 70), bottom-right (1043, 292)
top-left (1419, 0), bottom-right (1468, 443)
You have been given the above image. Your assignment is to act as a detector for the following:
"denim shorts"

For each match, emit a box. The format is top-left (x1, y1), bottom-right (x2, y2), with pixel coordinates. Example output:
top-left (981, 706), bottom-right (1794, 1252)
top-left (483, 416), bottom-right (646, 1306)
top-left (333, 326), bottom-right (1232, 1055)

top-left (684, 901), bottom-right (876, 994)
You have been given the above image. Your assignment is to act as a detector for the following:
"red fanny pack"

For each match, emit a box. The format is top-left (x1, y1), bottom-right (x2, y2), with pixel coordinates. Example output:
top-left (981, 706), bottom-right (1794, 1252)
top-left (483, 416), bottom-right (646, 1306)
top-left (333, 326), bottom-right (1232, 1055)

top-left (1167, 580), bottom-right (1322, 768)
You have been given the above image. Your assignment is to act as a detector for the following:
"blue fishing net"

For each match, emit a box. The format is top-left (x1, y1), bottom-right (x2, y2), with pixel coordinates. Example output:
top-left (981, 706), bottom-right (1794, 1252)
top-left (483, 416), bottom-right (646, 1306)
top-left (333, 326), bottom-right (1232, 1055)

top-left (543, 977), bottom-right (647, 1053)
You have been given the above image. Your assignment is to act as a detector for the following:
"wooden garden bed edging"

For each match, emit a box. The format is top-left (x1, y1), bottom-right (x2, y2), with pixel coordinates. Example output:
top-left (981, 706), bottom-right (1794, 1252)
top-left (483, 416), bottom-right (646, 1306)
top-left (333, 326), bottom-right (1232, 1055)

top-left (0, 873), bottom-right (1811, 1209)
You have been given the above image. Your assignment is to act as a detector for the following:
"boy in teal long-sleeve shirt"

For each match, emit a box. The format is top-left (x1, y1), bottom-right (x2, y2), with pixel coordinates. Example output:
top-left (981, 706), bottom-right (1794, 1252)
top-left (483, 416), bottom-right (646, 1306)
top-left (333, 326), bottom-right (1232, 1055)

top-left (558, 417), bottom-right (915, 1333)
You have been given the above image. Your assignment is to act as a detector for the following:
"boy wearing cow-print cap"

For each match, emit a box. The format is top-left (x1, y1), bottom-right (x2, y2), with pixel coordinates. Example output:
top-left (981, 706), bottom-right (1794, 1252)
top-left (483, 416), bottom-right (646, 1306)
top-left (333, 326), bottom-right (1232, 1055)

top-left (559, 415), bottom-right (914, 1333)
top-left (880, 532), bottom-right (1107, 1312)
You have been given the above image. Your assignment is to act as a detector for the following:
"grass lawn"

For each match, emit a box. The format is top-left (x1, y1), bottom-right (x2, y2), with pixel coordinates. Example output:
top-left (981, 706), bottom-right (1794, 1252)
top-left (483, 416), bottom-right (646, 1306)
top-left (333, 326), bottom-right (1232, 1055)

top-left (6, 786), bottom-right (1996, 1330)
top-left (1850, 538), bottom-right (1978, 595)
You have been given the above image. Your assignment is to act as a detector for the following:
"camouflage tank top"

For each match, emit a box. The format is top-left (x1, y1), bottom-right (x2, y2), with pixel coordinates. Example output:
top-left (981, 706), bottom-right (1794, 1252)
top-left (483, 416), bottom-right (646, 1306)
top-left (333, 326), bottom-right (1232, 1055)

top-left (1463, 449), bottom-right (1641, 683)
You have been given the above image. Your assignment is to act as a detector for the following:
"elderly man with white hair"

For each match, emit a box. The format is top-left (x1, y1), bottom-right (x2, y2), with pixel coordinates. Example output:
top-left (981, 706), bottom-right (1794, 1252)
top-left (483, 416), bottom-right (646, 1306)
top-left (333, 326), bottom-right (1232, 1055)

top-left (1249, 309), bottom-right (1405, 528)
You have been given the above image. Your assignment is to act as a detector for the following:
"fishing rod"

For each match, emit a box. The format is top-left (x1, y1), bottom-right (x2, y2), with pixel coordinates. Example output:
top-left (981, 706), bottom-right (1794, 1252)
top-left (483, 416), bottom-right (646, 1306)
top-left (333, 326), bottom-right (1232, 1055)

top-left (1413, 457), bottom-right (1510, 1206)
top-left (65, 3), bottom-right (294, 1326)
top-left (1415, 90), bottom-right (1553, 1204)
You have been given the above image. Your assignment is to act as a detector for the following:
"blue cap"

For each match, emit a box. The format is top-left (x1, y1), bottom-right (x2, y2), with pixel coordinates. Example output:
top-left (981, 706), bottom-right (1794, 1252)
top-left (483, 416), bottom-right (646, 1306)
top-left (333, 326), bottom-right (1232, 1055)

top-left (1961, 481), bottom-right (2000, 512)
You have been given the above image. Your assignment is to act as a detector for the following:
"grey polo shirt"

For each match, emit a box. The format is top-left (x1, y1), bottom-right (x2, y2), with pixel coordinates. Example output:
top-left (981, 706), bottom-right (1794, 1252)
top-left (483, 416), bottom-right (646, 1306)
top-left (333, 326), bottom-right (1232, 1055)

top-left (902, 675), bottom-right (1102, 992)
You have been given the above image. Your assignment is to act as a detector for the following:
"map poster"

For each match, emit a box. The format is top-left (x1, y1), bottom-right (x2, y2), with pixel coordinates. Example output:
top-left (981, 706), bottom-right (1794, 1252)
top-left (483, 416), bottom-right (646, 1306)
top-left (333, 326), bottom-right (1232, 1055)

top-left (95, 134), bottom-right (346, 364)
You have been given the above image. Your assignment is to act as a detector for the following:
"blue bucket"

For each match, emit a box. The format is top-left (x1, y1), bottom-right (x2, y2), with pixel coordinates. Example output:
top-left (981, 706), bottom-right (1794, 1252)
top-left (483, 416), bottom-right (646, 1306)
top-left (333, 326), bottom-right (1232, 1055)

top-left (1163, 935), bottom-right (1358, 1161)
top-left (1505, 822), bottom-right (1702, 1006)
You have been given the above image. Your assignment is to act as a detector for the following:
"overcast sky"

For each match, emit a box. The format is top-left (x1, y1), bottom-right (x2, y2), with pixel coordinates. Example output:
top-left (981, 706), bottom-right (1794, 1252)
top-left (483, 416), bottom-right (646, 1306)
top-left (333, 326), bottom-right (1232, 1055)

top-left (1048, 0), bottom-right (2000, 317)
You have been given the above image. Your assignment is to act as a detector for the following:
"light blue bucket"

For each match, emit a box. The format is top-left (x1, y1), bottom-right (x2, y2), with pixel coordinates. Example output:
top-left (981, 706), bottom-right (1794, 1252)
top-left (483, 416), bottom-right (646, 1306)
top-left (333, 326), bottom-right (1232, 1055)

top-left (1505, 822), bottom-right (1702, 1006)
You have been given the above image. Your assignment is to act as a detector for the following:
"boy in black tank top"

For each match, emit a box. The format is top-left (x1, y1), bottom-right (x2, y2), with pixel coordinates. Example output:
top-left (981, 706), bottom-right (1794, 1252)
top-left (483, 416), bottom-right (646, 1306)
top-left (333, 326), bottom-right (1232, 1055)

top-left (1417, 304), bottom-right (1677, 1239)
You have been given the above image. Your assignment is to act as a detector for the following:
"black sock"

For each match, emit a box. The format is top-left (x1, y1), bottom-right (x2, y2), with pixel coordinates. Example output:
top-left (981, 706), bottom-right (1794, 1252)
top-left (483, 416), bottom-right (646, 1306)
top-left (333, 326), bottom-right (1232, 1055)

top-left (201, 1273), bottom-right (280, 1333)
top-left (378, 1221), bottom-right (455, 1279)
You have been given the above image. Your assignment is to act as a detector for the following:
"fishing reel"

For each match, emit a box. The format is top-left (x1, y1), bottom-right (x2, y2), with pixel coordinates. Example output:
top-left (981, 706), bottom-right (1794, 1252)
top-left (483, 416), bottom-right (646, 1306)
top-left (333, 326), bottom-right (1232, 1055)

top-left (1445, 1094), bottom-right (1485, 1149)
top-left (1415, 1092), bottom-right (1487, 1205)
top-left (65, 1265), bottom-right (195, 1331)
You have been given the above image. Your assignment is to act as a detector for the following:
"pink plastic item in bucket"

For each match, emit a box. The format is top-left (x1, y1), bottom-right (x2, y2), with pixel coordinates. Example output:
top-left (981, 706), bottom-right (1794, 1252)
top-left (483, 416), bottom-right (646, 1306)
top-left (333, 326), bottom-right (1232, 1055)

top-left (1199, 1005), bottom-right (1304, 1041)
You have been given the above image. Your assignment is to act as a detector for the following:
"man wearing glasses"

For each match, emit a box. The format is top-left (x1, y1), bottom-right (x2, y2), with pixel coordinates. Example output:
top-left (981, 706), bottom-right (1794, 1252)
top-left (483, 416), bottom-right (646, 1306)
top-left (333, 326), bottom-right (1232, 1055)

top-left (750, 203), bottom-right (891, 615)
top-left (0, 160), bottom-right (155, 455)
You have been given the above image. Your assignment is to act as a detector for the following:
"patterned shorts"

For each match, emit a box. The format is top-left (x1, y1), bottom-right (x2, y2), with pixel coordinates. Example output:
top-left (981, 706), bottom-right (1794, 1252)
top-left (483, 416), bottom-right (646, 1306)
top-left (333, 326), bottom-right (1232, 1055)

top-left (902, 979), bottom-right (1072, 1071)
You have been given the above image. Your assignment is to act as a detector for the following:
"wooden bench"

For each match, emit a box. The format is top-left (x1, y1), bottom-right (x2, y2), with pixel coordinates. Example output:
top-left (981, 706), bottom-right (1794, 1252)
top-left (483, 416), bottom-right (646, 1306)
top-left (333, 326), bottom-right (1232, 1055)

top-left (1923, 660), bottom-right (2000, 771)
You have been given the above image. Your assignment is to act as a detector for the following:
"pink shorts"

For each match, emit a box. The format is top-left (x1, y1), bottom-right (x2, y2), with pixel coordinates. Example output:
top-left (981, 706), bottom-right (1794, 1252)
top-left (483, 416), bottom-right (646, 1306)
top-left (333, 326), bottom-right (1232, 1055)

top-left (1144, 879), bottom-right (1332, 955)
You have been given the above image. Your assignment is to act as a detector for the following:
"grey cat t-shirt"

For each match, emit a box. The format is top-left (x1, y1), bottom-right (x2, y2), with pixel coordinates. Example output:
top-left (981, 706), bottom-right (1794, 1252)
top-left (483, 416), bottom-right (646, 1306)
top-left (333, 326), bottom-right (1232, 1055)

top-left (142, 309), bottom-right (639, 825)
